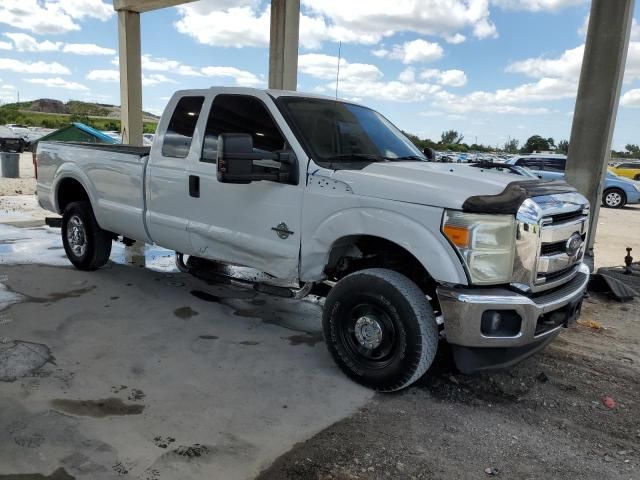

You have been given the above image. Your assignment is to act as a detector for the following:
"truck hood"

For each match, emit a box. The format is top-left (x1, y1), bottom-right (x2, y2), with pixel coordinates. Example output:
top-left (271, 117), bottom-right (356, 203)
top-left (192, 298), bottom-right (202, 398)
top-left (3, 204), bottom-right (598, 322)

top-left (330, 162), bottom-right (536, 210)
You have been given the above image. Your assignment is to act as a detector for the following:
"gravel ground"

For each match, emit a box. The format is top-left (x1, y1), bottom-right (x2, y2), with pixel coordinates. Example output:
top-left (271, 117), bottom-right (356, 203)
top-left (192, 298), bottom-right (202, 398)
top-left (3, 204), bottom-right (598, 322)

top-left (0, 153), bottom-right (36, 196)
top-left (258, 294), bottom-right (640, 480)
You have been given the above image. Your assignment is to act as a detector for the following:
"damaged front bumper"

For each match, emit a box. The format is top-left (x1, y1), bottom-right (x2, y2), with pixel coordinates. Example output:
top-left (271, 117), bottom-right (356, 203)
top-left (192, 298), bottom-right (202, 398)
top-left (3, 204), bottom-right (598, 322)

top-left (437, 262), bottom-right (590, 373)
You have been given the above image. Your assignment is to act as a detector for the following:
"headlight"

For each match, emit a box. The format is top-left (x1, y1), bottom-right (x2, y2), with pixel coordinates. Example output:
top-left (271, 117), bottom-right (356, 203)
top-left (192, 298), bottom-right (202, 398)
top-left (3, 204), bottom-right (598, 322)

top-left (442, 210), bottom-right (516, 285)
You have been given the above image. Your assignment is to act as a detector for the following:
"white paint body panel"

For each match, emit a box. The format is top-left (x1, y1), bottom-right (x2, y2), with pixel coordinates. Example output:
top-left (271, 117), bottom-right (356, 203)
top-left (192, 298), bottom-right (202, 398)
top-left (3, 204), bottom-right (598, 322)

top-left (36, 87), bottom-right (524, 287)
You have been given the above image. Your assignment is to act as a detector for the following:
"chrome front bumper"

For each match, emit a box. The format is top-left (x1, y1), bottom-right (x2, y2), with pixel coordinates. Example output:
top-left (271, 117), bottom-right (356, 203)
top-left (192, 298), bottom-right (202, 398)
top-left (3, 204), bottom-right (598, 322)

top-left (437, 262), bottom-right (590, 348)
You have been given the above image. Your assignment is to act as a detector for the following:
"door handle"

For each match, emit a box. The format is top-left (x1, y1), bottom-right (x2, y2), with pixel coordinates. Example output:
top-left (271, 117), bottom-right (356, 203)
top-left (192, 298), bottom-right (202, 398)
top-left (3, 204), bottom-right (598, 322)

top-left (189, 175), bottom-right (200, 198)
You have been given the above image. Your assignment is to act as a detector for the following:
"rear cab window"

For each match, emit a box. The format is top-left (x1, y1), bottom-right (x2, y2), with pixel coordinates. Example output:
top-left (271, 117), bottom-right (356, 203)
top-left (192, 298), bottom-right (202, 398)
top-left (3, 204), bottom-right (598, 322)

top-left (162, 96), bottom-right (205, 158)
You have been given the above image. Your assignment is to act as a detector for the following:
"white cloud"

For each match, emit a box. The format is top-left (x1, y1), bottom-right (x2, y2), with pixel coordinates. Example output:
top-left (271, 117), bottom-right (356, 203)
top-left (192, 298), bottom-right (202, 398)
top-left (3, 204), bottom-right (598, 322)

top-left (142, 74), bottom-right (177, 87)
top-left (201, 66), bottom-right (262, 87)
top-left (385, 39), bottom-right (444, 64)
top-left (86, 69), bottom-right (179, 86)
top-left (506, 41), bottom-right (640, 83)
top-left (3, 33), bottom-right (114, 56)
top-left (4, 33), bottom-right (62, 52)
top-left (621, 89), bottom-right (640, 108)
top-left (63, 43), bottom-right (115, 55)
top-left (491, 0), bottom-right (586, 12)
top-left (506, 45), bottom-right (584, 79)
top-left (140, 55), bottom-right (203, 76)
top-left (299, 53), bottom-right (441, 102)
top-left (420, 68), bottom-right (468, 87)
top-left (0, 0), bottom-right (113, 35)
top-left (299, 54), bottom-right (382, 81)
top-left (26, 77), bottom-right (88, 91)
top-left (176, 0), bottom-right (498, 50)
top-left (87, 69), bottom-right (119, 82)
top-left (303, 0), bottom-right (497, 41)
top-left (0, 41), bottom-right (12, 51)
top-left (446, 33), bottom-right (467, 44)
top-left (0, 58), bottom-right (70, 75)
top-left (633, 19), bottom-right (640, 41)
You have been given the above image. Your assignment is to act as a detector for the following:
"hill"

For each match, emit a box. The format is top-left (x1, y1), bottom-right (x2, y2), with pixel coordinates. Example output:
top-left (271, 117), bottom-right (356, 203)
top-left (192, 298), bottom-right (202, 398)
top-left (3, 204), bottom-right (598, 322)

top-left (0, 99), bottom-right (159, 133)
top-left (2, 99), bottom-right (160, 121)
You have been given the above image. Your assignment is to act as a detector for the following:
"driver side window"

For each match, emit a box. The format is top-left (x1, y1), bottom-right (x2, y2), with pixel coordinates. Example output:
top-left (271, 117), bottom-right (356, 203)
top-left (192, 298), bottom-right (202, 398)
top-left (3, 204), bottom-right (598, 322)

top-left (201, 94), bottom-right (287, 164)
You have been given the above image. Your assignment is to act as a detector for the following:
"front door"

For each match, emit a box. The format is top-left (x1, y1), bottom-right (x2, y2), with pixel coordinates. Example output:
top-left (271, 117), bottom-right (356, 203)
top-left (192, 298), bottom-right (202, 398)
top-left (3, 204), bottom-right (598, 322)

top-left (186, 91), bottom-right (305, 284)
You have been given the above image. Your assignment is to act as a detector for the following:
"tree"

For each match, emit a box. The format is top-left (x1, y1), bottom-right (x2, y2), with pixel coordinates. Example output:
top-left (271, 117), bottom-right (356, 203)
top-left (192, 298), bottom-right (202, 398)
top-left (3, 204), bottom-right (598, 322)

top-left (440, 130), bottom-right (464, 145)
top-left (625, 144), bottom-right (640, 157)
top-left (557, 140), bottom-right (569, 154)
top-left (522, 135), bottom-right (553, 153)
top-left (503, 138), bottom-right (519, 154)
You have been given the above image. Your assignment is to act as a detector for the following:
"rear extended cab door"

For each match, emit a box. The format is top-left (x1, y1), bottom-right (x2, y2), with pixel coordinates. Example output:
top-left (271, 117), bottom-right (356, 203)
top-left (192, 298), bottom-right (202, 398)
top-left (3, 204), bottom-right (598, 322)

top-left (145, 93), bottom-right (206, 254)
top-left (184, 89), bottom-right (306, 284)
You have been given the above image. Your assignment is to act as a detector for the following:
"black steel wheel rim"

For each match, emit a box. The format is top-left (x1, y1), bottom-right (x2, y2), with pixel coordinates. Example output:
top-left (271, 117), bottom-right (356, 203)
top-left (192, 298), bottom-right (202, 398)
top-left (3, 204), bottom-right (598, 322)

top-left (338, 302), bottom-right (400, 370)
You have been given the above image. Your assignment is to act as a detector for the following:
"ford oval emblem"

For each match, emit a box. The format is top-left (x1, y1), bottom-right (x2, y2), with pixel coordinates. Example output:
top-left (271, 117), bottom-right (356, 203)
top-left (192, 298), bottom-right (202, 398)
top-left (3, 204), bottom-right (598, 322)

top-left (565, 233), bottom-right (583, 257)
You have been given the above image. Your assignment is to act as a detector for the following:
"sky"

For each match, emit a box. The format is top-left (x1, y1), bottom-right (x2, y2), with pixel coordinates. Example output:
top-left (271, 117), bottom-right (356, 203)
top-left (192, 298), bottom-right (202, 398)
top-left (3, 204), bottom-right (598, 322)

top-left (0, 0), bottom-right (639, 150)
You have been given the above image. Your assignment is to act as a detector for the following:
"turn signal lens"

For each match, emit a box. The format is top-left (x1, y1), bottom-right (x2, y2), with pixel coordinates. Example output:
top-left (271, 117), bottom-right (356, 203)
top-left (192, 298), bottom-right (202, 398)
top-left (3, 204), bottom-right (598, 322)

top-left (443, 224), bottom-right (470, 248)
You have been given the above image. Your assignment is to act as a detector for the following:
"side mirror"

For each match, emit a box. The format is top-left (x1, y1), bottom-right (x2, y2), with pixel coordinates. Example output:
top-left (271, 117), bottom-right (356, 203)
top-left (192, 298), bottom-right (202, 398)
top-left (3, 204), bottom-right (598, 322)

top-left (217, 133), bottom-right (254, 184)
top-left (217, 133), bottom-right (296, 184)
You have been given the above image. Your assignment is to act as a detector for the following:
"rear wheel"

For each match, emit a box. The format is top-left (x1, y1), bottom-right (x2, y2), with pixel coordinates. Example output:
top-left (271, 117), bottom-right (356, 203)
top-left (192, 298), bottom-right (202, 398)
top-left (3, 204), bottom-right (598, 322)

top-left (602, 188), bottom-right (626, 209)
top-left (61, 201), bottom-right (112, 270)
top-left (323, 268), bottom-right (438, 392)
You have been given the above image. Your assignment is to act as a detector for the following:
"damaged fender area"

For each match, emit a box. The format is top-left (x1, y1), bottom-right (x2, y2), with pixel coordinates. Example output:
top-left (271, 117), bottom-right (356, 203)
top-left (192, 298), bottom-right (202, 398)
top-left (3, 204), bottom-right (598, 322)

top-left (299, 185), bottom-right (468, 285)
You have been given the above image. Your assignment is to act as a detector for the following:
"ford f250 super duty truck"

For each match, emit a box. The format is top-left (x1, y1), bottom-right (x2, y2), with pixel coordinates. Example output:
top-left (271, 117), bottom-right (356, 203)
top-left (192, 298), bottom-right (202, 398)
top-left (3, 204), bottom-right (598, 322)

top-left (36, 87), bottom-right (590, 391)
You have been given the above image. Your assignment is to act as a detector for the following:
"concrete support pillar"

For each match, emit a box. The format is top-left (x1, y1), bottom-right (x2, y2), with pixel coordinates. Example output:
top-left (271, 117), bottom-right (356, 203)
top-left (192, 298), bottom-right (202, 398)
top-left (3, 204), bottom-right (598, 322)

top-left (566, 0), bottom-right (635, 253)
top-left (117, 10), bottom-right (144, 146)
top-left (268, 0), bottom-right (300, 90)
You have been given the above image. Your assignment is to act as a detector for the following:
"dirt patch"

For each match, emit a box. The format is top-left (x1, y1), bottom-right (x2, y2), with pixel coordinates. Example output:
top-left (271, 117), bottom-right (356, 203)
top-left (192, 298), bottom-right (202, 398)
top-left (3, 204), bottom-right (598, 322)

top-left (50, 398), bottom-right (145, 417)
top-left (258, 296), bottom-right (640, 480)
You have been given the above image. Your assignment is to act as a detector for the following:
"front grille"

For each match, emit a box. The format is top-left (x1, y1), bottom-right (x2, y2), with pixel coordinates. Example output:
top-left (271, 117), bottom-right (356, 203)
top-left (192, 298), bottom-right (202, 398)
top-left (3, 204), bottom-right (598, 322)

top-left (540, 240), bottom-right (566, 256)
top-left (547, 210), bottom-right (585, 224)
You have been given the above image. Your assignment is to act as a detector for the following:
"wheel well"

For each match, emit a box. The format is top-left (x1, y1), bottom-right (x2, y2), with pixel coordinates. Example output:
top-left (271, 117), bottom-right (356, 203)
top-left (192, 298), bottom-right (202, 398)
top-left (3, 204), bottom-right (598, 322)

top-left (57, 177), bottom-right (90, 213)
top-left (324, 235), bottom-right (438, 297)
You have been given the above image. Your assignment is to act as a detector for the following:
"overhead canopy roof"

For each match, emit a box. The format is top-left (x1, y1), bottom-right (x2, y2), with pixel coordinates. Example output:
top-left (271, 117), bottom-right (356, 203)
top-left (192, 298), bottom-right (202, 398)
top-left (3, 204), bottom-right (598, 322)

top-left (113, 0), bottom-right (197, 12)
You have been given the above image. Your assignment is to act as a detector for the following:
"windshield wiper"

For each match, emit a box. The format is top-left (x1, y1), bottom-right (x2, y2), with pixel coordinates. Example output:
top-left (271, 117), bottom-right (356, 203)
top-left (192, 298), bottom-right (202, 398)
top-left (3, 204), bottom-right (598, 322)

top-left (384, 155), bottom-right (425, 161)
top-left (327, 153), bottom-right (388, 162)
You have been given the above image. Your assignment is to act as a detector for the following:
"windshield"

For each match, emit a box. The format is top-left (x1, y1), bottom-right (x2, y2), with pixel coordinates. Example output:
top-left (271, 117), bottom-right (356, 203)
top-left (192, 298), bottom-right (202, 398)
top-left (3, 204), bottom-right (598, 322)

top-left (278, 96), bottom-right (425, 169)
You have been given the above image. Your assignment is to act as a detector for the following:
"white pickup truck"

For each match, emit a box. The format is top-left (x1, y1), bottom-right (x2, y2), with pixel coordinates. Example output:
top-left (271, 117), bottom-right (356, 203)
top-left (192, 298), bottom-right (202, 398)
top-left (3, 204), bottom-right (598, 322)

top-left (36, 87), bottom-right (590, 391)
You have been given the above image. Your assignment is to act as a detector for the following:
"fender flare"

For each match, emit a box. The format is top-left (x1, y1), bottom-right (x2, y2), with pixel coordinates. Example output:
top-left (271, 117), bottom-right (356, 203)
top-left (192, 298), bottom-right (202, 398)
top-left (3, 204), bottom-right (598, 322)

top-left (52, 164), bottom-right (98, 214)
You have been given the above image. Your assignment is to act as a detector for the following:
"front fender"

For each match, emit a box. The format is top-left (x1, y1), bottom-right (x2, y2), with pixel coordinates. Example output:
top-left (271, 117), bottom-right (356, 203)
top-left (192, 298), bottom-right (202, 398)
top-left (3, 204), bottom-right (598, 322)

top-left (300, 205), bottom-right (468, 285)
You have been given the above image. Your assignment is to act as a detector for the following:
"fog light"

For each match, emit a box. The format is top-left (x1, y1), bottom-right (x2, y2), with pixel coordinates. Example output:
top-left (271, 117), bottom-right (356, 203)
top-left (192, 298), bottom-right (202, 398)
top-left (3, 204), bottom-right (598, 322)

top-left (481, 310), bottom-right (522, 337)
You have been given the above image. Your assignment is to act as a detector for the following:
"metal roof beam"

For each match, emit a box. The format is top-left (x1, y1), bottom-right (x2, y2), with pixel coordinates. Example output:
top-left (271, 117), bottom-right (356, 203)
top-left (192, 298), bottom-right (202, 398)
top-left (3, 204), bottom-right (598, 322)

top-left (113, 0), bottom-right (197, 13)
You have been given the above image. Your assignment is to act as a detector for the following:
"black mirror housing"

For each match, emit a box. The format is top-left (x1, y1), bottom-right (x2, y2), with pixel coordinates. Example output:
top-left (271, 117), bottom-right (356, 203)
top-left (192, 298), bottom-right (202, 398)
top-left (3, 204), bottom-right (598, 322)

top-left (217, 133), bottom-right (254, 184)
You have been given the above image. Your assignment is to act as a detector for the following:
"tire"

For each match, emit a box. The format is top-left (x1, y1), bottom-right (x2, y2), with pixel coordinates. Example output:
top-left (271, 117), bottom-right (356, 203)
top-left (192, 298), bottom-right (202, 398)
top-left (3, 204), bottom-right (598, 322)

top-left (61, 201), bottom-right (112, 270)
top-left (322, 268), bottom-right (438, 392)
top-left (602, 188), bottom-right (626, 209)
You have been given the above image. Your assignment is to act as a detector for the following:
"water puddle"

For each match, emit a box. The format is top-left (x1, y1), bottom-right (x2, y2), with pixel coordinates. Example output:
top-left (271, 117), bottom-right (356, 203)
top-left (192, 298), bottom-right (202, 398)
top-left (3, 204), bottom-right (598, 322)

top-left (0, 224), bottom-right (177, 272)
top-left (50, 398), bottom-right (144, 417)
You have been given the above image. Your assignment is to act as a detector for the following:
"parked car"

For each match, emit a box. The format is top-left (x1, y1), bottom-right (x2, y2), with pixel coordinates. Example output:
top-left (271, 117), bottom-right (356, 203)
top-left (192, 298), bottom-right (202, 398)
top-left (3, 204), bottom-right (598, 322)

top-left (608, 161), bottom-right (640, 181)
top-left (36, 87), bottom-right (590, 391)
top-left (506, 154), bottom-right (640, 208)
top-left (0, 125), bottom-right (28, 152)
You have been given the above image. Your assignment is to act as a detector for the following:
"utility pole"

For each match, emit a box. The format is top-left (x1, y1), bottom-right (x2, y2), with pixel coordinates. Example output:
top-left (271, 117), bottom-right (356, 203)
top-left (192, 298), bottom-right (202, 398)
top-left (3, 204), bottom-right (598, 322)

top-left (565, 0), bottom-right (635, 257)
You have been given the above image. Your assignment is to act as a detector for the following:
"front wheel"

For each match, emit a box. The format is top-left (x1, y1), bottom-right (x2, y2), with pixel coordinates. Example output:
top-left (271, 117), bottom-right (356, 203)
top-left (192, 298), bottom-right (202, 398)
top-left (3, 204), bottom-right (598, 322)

top-left (323, 268), bottom-right (438, 392)
top-left (602, 188), bottom-right (626, 209)
top-left (61, 201), bottom-right (112, 270)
